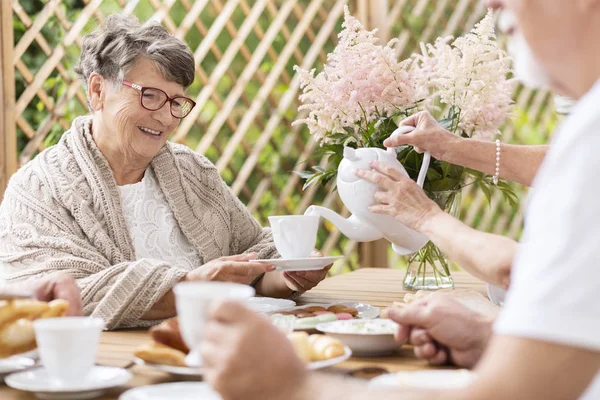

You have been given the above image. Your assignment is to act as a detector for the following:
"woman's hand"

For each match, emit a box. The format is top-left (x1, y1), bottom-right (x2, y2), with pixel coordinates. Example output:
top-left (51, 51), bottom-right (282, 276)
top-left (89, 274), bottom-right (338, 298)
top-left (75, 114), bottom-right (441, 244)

top-left (384, 111), bottom-right (460, 161)
top-left (355, 161), bottom-right (442, 232)
top-left (281, 250), bottom-right (331, 293)
top-left (186, 253), bottom-right (275, 285)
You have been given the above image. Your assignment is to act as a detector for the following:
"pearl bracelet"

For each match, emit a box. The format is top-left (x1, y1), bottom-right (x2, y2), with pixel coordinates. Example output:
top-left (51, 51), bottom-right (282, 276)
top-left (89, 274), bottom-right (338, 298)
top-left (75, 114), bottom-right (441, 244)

top-left (493, 139), bottom-right (500, 185)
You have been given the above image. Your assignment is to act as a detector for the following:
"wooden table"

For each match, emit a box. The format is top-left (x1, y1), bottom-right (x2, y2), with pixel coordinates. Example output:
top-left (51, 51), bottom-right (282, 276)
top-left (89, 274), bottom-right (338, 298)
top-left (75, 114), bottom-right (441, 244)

top-left (0, 269), bottom-right (485, 399)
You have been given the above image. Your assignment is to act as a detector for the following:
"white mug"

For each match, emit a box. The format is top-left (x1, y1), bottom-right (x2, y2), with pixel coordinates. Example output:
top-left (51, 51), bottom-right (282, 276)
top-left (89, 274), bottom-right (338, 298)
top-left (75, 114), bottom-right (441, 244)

top-left (174, 281), bottom-right (255, 367)
top-left (33, 317), bottom-right (104, 383)
top-left (268, 215), bottom-right (319, 259)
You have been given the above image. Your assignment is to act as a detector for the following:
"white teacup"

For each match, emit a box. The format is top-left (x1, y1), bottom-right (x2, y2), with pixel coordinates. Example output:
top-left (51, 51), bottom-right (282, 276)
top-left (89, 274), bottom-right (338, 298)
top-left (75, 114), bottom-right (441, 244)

top-left (268, 215), bottom-right (319, 259)
top-left (174, 282), bottom-right (255, 367)
top-left (33, 317), bottom-right (104, 383)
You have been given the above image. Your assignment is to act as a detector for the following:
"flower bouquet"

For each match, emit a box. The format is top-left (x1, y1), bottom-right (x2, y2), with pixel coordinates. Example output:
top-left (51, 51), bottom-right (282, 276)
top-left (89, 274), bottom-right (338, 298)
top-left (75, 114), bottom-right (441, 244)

top-left (293, 7), bottom-right (517, 290)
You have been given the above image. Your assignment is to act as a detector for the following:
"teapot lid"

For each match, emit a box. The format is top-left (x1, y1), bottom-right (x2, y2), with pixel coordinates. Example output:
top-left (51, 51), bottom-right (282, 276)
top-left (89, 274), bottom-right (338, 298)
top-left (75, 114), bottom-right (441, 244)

top-left (338, 147), bottom-right (379, 183)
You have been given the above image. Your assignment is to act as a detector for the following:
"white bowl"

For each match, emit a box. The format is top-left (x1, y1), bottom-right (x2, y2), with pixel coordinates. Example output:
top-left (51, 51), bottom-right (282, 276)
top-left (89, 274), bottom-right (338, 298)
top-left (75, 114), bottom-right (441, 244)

top-left (315, 319), bottom-right (403, 356)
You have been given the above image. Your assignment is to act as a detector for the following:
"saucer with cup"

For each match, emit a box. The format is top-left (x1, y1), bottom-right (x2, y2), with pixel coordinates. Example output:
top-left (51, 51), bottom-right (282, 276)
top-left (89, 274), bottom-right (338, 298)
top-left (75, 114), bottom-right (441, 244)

top-left (5, 317), bottom-right (132, 399)
top-left (254, 215), bottom-right (343, 272)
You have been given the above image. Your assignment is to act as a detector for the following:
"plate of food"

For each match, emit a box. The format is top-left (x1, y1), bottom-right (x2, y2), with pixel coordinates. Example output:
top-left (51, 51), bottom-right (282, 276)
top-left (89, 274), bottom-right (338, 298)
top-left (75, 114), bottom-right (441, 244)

top-left (316, 318), bottom-right (402, 356)
top-left (133, 318), bottom-right (204, 377)
top-left (287, 332), bottom-right (352, 370)
top-left (0, 298), bottom-right (69, 378)
top-left (133, 318), bottom-right (352, 376)
top-left (271, 302), bottom-right (380, 331)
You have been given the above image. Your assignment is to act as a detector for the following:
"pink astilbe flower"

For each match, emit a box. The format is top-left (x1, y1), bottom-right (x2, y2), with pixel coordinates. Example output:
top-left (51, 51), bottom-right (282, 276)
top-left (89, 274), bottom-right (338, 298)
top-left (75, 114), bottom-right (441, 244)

top-left (293, 6), bottom-right (416, 145)
top-left (413, 10), bottom-right (514, 139)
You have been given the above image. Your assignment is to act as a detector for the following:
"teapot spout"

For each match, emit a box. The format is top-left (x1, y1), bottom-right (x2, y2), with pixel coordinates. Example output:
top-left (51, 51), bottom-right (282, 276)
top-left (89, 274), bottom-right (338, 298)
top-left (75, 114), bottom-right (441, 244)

top-left (304, 206), bottom-right (383, 242)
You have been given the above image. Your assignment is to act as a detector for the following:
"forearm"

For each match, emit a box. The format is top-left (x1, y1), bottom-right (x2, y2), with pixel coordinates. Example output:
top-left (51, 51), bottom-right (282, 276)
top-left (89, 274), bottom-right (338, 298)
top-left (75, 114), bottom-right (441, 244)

top-left (439, 136), bottom-right (547, 187)
top-left (465, 336), bottom-right (600, 400)
top-left (421, 211), bottom-right (516, 288)
top-left (141, 276), bottom-right (186, 320)
top-left (255, 271), bottom-right (294, 298)
top-left (79, 260), bottom-right (188, 329)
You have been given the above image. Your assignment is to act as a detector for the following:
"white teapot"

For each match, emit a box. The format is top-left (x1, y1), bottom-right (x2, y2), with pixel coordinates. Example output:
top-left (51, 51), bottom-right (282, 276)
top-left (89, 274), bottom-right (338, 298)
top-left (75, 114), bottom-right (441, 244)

top-left (304, 126), bottom-right (431, 255)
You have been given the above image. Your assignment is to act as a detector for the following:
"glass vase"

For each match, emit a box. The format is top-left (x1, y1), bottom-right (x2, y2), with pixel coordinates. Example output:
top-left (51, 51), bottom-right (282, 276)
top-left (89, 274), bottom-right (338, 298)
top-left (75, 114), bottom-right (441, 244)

top-left (402, 189), bottom-right (461, 290)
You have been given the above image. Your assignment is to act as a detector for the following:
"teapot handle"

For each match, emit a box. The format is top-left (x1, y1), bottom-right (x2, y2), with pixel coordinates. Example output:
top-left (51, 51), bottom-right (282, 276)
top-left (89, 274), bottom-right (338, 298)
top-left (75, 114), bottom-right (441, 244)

top-left (387, 126), bottom-right (431, 188)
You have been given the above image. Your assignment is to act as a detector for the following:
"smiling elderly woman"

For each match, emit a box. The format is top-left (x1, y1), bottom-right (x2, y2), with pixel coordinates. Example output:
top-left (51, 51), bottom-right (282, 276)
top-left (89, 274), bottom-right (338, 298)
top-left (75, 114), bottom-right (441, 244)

top-left (0, 14), bottom-right (329, 329)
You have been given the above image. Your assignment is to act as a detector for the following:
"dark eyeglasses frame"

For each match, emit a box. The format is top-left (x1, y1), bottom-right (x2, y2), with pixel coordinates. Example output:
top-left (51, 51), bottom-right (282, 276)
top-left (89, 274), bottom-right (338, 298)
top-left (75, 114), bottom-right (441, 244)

top-left (122, 81), bottom-right (196, 119)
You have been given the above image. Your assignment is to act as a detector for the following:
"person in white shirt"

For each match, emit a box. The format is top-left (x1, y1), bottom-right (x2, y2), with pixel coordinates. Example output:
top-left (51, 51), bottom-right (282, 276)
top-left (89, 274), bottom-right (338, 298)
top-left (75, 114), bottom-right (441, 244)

top-left (199, 0), bottom-right (600, 399)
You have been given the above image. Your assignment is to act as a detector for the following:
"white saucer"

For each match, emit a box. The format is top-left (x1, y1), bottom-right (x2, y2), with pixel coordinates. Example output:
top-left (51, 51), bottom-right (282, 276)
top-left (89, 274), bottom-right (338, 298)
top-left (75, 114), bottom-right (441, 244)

top-left (246, 297), bottom-right (296, 313)
top-left (133, 357), bottom-right (203, 378)
top-left (120, 382), bottom-right (221, 400)
top-left (255, 256), bottom-right (343, 272)
top-left (5, 366), bottom-right (132, 399)
top-left (307, 346), bottom-right (352, 370)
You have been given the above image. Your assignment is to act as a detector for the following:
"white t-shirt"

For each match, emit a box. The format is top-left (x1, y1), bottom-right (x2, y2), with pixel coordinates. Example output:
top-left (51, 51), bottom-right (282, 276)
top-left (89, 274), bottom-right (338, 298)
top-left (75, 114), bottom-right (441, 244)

top-left (118, 168), bottom-right (202, 271)
top-left (495, 80), bottom-right (600, 398)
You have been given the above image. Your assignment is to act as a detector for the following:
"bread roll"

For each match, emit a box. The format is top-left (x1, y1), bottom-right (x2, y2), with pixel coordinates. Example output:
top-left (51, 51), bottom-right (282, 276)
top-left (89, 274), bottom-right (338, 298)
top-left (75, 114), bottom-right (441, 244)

top-left (307, 334), bottom-right (345, 361)
top-left (286, 331), bottom-right (312, 363)
top-left (0, 299), bottom-right (69, 358)
top-left (150, 317), bottom-right (189, 354)
top-left (134, 342), bottom-right (187, 367)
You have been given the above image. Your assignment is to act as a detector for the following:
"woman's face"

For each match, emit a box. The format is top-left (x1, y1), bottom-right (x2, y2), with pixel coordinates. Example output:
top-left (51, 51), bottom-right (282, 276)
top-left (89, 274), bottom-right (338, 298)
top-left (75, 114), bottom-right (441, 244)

top-left (94, 57), bottom-right (184, 163)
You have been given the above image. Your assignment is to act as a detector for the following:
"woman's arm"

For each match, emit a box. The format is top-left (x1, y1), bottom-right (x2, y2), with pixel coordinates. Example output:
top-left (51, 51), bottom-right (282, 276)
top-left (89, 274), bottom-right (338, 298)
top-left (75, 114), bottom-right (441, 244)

top-left (385, 111), bottom-right (548, 187)
top-left (355, 162), bottom-right (516, 288)
top-left (439, 136), bottom-right (547, 187)
top-left (420, 211), bottom-right (516, 289)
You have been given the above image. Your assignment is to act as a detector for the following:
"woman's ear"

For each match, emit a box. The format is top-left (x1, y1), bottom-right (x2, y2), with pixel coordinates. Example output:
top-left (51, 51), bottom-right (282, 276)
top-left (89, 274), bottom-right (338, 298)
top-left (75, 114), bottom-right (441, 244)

top-left (88, 73), bottom-right (105, 111)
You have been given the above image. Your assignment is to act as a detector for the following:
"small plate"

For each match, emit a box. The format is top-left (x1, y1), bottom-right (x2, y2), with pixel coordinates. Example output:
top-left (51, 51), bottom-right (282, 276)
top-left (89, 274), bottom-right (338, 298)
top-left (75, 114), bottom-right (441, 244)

top-left (246, 297), bottom-right (296, 313)
top-left (120, 382), bottom-right (221, 400)
top-left (281, 302), bottom-right (381, 331)
top-left (132, 347), bottom-right (351, 377)
top-left (255, 256), bottom-right (343, 272)
top-left (316, 319), bottom-right (402, 356)
top-left (369, 369), bottom-right (474, 390)
top-left (133, 357), bottom-right (203, 378)
top-left (5, 365), bottom-right (132, 399)
top-left (307, 346), bottom-right (352, 370)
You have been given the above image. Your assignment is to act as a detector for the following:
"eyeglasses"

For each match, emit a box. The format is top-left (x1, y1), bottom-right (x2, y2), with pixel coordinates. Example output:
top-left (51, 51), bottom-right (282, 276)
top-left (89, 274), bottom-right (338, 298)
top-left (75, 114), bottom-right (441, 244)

top-left (122, 81), bottom-right (196, 119)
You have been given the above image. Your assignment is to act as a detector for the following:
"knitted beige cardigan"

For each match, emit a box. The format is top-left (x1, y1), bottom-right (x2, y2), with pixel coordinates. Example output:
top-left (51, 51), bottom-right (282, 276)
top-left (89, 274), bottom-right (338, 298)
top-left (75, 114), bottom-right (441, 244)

top-left (0, 116), bottom-right (278, 329)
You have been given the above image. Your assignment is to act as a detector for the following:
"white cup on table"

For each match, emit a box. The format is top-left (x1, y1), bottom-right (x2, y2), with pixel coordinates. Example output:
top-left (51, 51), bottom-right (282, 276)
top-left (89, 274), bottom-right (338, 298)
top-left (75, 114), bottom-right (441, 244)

top-left (268, 215), bottom-right (319, 259)
top-left (33, 317), bottom-right (104, 383)
top-left (174, 281), bottom-right (255, 367)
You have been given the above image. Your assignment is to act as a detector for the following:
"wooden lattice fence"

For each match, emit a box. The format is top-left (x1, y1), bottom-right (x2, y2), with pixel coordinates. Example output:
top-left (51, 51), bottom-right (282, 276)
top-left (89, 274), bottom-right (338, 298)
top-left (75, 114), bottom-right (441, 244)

top-left (0, 0), bottom-right (558, 273)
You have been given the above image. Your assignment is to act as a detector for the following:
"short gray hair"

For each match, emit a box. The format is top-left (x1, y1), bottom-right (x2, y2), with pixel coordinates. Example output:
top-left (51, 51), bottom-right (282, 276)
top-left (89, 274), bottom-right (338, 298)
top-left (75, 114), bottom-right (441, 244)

top-left (75, 14), bottom-right (195, 95)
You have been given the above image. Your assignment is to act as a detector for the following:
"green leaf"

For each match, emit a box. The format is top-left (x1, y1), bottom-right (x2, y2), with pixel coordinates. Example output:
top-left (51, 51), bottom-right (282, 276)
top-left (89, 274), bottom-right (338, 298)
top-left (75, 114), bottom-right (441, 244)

top-left (478, 180), bottom-right (493, 207)
top-left (293, 170), bottom-right (314, 180)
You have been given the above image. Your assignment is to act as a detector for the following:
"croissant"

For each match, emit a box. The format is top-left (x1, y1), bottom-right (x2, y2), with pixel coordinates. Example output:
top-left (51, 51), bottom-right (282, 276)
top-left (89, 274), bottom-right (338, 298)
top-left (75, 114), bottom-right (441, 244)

top-left (307, 334), bottom-right (346, 361)
top-left (150, 317), bottom-right (189, 354)
top-left (134, 342), bottom-right (187, 367)
top-left (0, 299), bottom-right (69, 358)
top-left (287, 331), bottom-right (312, 363)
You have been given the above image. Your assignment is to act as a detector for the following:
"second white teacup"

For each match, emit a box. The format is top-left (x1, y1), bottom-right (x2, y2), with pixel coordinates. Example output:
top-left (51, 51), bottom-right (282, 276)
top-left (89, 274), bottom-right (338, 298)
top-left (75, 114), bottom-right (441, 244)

top-left (174, 281), bottom-right (255, 367)
top-left (33, 317), bottom-right (104, 383)
top-left (269, 215), bottom-right (319, 259)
